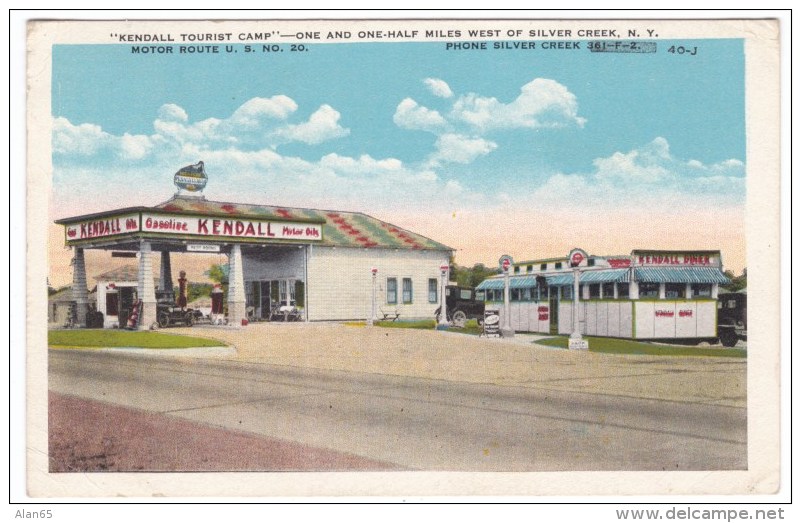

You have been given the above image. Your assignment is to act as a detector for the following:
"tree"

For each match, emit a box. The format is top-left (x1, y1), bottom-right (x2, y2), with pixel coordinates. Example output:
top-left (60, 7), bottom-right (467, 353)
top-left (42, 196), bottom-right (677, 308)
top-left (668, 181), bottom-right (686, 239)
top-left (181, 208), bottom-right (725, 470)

top-left (452, 263), bottom-right (497, 288)
top-left (722, 268), bottom-right (747, 292)
top-left (206, 263), bottom-right (229, 284)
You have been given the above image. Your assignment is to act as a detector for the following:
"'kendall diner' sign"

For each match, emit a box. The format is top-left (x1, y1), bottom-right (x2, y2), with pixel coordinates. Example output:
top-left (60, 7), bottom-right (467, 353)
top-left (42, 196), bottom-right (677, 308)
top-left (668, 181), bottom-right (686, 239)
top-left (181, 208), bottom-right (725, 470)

top-left (64, 212), bottom-right (323, 243)
top-left (634, 252), bottom-right (720, 267)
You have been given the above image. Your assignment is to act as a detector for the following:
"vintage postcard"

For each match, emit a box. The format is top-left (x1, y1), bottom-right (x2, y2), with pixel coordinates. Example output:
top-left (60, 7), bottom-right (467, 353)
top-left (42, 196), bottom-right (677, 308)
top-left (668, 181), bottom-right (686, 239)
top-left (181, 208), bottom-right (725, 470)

top-left (23, 16), bottom-right (782, 501)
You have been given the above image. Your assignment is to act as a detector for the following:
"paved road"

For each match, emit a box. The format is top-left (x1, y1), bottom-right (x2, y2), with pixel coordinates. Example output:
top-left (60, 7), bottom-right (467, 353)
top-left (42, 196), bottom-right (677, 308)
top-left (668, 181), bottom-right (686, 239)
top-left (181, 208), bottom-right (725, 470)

top-left (49, 350), bottom-right (747, 471)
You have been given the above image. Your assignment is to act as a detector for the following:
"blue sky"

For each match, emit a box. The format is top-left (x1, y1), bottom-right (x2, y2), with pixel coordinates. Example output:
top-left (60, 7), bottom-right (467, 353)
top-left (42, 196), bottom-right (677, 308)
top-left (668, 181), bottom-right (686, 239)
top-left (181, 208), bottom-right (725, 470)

top-left (50, 38), bottom-right (746, 269)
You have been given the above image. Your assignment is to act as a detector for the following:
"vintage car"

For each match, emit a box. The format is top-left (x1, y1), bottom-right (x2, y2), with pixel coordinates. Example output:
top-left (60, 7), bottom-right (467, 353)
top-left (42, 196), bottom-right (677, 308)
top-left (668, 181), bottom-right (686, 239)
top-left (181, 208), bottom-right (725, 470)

top-left (434, 285), bottom-right (486, 328)
top-left (156, 290), bottom-right (200, 328)
top-left (717, 289), bottom-right (747, 347)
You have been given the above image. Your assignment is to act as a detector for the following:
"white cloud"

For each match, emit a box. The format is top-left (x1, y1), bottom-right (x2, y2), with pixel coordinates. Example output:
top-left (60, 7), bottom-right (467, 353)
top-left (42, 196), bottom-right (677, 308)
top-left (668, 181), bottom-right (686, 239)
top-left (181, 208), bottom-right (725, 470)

top-left (52, 117), bottom-right (110, 156)
top-left (428, 133), bottom-right (497, 166)
top-left (393, 98), bottom-right (448, 132)
top-left (230, 96), bottom-right (297, 127)
top-left (270, 104), bottom-right (349, 145)
top-left (424, 78), bottom-right (453, 98)
top-left (451, 78), bottom-right (586, 131)
top-left (157, 103), bottom-right (188, 122)
top-left (528, 137), bottom-right (745, 209)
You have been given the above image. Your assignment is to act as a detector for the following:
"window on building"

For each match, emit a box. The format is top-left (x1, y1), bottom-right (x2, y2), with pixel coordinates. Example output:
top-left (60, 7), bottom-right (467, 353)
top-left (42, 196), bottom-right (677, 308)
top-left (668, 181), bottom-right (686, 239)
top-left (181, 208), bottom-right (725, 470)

top-left (514, 266), bottom-right (520, 274)
top-left (555, 262), bottom-right (563, 269)
top-left (589, 283), bottom-right (601, 299)
top-left (386, 278), bottom-right (397, 304)
top-left (602, 282), bottom-right (615, 298)
top-left (526, 265), bottom-right (533, 273)
top-left (562, 285), bottom-right (573, 300)
top-left (402, 278), bottom-right (413, 304)
top-left (692, 283), bottom-right (712, 297)
top-left (428, 278), bottom-right (438, 303)
top-left (639, 282), bottom-right (660, 298)
top-left (540, 263), bottom-right (548, 271)
top-left (511, 289), bottom-right (521, 301)
top-left (588, 258), bottom-right (596, 267)
top-left (106, 292), bottom-right (119, 316)
top-left (522, 288), bottom-right (532, 301)
top-left (665, 283), bottom-right (686, 299)
top-left (618, 283), bottom-right (630, 299)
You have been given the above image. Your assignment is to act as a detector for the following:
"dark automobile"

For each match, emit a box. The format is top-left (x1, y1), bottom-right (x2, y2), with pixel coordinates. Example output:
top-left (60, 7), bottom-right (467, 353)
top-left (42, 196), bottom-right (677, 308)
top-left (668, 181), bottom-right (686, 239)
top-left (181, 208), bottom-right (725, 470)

top-left (156, 290), bottom-right (199, 328)
top-left (717, 290), bottom-right (747, 347)
top-left (434, 285), bottom-right (485, 328)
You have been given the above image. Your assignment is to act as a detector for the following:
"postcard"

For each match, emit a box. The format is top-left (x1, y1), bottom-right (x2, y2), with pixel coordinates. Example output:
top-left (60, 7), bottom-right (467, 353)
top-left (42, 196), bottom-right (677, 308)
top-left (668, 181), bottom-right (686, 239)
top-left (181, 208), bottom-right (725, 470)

top-left (24, 16), bottom-right (782, 500)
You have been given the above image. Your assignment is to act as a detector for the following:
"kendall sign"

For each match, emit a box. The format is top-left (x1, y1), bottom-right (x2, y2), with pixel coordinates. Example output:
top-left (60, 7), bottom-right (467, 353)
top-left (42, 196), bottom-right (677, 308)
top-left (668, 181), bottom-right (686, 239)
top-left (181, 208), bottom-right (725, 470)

top-left (64, 213), bottom-right (140, 241)
top-left (140, 213), bottom-right (323, 241)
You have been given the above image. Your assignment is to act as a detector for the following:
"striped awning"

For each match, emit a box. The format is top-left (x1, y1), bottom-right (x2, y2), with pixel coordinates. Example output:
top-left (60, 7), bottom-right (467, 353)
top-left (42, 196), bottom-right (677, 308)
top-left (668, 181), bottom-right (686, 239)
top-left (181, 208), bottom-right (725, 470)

top-left (545, 274), bottom-right (574, 286)
top-left (580, 269), bottom-right (630, 283)
top-left (476, 278), bottom-right (504, 290)
top-left (634, 267), bottom-right (730, 284)
top-left (476, 276), bottom-right (546, 290)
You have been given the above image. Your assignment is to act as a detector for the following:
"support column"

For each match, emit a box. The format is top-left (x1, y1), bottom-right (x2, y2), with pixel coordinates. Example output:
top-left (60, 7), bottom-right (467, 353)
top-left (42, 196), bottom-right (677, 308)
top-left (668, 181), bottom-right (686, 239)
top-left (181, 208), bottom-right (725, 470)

top-left (159, 251), bottom-right (173, 292)
top-left (71, 247), bottom-right (89, 327)
top-left (227, 244), bottom-right (247, 326)
top-left (137, 241), bottom-right (157, 330)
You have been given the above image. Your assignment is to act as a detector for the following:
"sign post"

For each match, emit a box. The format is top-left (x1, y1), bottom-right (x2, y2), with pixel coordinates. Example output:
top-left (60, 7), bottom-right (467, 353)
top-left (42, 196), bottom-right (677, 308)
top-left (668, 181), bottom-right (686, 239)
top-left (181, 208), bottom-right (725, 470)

top-left (437, 264), bottom-right (450, 330)
top-left (498, 255), bottom-right (514, 338)
top-left (369, 267), bottom-right (378, 326)
top-left (568, 248), bottom-right (589, 350)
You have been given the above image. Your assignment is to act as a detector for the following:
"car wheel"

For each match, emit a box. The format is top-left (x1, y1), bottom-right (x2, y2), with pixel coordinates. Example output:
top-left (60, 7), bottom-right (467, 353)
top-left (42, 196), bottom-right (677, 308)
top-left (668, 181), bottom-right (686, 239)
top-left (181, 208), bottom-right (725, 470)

top-left (719, 329), bottom-right (738, 347)
top-left (452, 310), bottom-right (467, 328)
top-left (157, 312), bottom-right (170, 329)
top-left (185, 312), bottom-right (194, 327)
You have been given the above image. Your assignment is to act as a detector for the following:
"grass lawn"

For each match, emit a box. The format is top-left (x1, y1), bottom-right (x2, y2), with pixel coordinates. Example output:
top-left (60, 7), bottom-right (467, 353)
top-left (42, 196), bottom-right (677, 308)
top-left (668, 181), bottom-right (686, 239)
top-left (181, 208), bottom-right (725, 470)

top-left (48, 329), bottom-right (226, 349)
top-left (536, 336), bottom-right (746, 358)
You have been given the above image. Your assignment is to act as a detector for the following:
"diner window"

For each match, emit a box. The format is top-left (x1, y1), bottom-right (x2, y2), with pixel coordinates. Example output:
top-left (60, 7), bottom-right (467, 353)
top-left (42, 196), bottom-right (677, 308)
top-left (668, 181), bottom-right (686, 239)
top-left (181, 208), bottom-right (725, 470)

top-left (526, 265), bottom-right (533, 273)
top-left (562, 285), bottom-right (573, 300)
top-left (523, 288), bottom-right (532, 301)
top-left (692, 283), bottom-right (712, 297)
top-left (602, 282), bottom-right (615, 298)
top-left (511, 289), bottom-right (521, 301)
top-left (639, 282), bottom-right (660, 298)
top-left (386, 278), bottom-right (397, 304)
top-left (540, 263), bottom-right (547, 271)
top-left (402, 278), bottom-right (413, 304)
top-left (587, 258), bottom-right (596, 267)
top-left (428, 278), bottom-right (438, 303)
top-left (514, 266), bottom-right (521, 274)
top-left (555, 262), bottom-right (563, 269)
top-left (665, 283), bottom-right (686, 299)
top-left (618, 283), bottom-right (630, 299)
top-left (589, 283), bottom-right (601, 299)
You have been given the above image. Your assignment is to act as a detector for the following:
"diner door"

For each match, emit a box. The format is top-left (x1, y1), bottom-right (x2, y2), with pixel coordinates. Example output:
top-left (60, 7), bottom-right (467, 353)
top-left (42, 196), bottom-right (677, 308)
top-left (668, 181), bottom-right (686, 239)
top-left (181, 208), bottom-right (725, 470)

top-left (549, 287), bottom-right (559, 335)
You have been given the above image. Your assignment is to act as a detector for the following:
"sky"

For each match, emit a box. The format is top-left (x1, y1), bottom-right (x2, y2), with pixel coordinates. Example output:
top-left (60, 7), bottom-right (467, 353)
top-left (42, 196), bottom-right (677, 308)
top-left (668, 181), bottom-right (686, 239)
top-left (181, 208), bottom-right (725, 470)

top-left (48, 38), bottom-right (746, 286)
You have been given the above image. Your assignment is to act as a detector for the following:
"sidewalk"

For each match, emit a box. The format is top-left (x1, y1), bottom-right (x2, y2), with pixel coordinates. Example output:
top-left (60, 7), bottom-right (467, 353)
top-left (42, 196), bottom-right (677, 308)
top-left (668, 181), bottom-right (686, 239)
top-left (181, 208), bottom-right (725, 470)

top-left (164, 323), bottom-right (746, 408)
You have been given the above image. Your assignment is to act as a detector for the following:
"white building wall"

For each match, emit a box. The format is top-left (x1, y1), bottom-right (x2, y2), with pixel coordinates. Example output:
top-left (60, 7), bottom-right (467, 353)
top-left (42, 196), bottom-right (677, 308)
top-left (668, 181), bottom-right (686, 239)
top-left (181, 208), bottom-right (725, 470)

top-left (306, 246), bottom-right (449, 321)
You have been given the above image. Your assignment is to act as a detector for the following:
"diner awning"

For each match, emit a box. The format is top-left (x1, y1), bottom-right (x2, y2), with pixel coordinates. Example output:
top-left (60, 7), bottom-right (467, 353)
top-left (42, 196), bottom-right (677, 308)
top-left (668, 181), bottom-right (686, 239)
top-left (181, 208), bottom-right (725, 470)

top-left (579, 269), bottom-right (630, 283)
top-left (633, 267), bottom-right (730, 284)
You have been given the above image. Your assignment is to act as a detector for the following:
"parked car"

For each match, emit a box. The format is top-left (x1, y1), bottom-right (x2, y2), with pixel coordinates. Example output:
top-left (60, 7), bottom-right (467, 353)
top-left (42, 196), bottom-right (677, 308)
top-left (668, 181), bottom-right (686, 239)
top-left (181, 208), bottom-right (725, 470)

top-left (156, 290), bottom-right (200, 328)
top-left (717, 289), bottom-right (747, 347)
top-left (434, 285), bottom-right (485, 328)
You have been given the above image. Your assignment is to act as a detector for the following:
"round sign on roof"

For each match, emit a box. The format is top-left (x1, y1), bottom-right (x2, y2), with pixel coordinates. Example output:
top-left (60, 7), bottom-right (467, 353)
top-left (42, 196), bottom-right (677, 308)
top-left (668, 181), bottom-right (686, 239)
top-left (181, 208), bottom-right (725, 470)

top-left (499, 254), bottom-right (513, 272)
top-left (174, 161), bottom-right (208, 192)
top-left (568, 248), bottom-right (588, 268)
